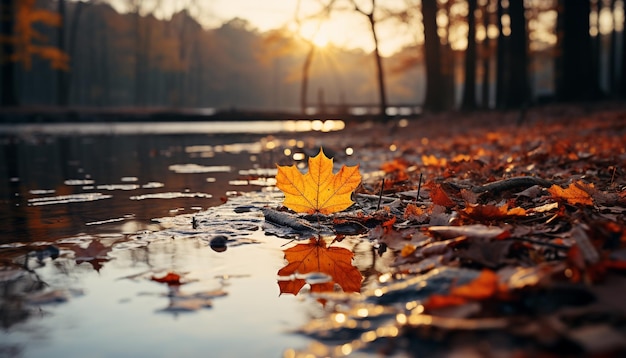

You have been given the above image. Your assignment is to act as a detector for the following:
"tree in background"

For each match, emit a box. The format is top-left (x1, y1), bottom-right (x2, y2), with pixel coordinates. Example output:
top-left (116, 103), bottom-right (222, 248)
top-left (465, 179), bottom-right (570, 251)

top-left (480, 0), bottom-right (493, 108)
top-left (505, 0), bottom-right (529, 107)
top-left (292, 0), bottom-right (332, 114)
top-left (7, 0), bottom-right (626, 111)
top-left (494, 0), bottom-right (529, 108)
top-left (1, 0), bottom-right (18, 106)
top-left (461, 0), bottom-right (477, 110)
top-left (556, 0), bottom-right (599, 101)
top-left (421, 0), bottom-right (447, 111)
top-left (1, 0), bottom-right (68, 106)
top-left (352, 0), bottom-right (388, 117)
top-left (618, 0), bottom-right (626, 98)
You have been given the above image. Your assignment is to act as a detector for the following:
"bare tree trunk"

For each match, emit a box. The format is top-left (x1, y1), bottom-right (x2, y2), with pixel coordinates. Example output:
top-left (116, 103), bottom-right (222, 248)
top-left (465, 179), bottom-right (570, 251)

top-left (506, 0), bottom-right (529, 107)
top-left (461, 0), bottom-right (477, 110)
top-left (56, 0), bottom-right (68, 106)
top-left (368, 13), bottom-right (388, 117)
top-left (1, 0), bottom-right (18, 106)
top-left (556, 0), bottom-right (599, 101)
top-left (608, 0), bottom-right (617, 95)
top-left (495, 0), bottom-right (508, 108)
top-left (590, 0), bottom-right (603, 97)
top-left (300, 43), bottom-right (315, 114)
top-left (354, 0), bottom-right (388, 119)
top-left (621, 0), bottom-right (626, 97)
top-left (481, 0), bottom-right (491, 108)
top-left (59, 1), bottom-right (86, 105)
top-left (422, 0), bottom-right (446, 111)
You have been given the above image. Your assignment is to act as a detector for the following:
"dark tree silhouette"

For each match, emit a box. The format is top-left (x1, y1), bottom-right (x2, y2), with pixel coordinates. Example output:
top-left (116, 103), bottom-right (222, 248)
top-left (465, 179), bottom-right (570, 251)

top-left (480, 0), bottom-right (491, 108)
top-left (505, 0), bottom-right (529, 107)
top-left (422, 0), bottom-right (446, 111)
top-left (608, 0), bottom-right (618, 95)
top-left (1, 0), bottom-right (18, 106)
top-left (495, 0), bottom-right (507, 108)
top-left (555, 0), bottom-right (599, 101)
top-left (461, 0), bottom-right (477, 110)
top-left (57, 0), bottom-right (67, 106)
top-left (494, 0), bottom-right (528, 109)
top-left (617, 0), bottom-right (626, 97)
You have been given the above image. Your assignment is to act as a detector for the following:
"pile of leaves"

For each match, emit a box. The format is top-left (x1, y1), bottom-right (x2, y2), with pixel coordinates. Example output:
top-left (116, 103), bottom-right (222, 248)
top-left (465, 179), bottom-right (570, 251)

top-left (268, 107), bottom-right (626, 357)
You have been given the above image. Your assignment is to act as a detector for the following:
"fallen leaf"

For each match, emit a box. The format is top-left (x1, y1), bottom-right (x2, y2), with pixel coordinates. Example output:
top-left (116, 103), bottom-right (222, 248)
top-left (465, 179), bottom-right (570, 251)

top-left (403, 203), bottom-right (426, 220)
top-left (71, 240), bottom-right (112, 272)
top-left (425, 269), bottom-right (500, 309)
top-left (548, 180), bottom-right (594, 206)
top-left (152, 272), bottom-right (182, 286)
top-left (422, 154), bottom-right (447, 167)
top-left (275, 148), bottom-right (361, 214)
top-left (429, 184), bottom-right (456, 208)
top-left (277, 238), bottom-right (363, 295)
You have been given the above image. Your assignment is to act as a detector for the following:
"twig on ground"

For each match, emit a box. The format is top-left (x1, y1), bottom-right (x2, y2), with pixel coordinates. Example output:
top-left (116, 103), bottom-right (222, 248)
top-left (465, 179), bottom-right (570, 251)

top-left (472, 176), bottom-right (552, 194)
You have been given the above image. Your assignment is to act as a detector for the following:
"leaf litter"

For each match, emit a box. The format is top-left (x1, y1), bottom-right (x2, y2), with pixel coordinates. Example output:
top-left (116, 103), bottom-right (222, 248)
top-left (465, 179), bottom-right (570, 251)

top-left (267, 107), bottom-right (626, 357)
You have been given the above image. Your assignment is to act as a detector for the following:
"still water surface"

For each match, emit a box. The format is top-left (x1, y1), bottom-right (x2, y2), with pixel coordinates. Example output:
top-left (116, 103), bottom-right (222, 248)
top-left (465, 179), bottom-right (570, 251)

top-left (0, 120), bottom-right (382, 357)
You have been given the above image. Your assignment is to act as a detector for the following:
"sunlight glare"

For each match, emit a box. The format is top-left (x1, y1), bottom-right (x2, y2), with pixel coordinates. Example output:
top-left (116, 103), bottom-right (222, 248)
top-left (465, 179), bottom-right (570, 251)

top-left (312, 34), bottom-right (329, 48)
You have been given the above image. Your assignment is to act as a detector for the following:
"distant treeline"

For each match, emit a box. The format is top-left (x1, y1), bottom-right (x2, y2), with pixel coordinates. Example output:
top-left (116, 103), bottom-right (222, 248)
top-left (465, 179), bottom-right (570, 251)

top-left (0, 1), bottom-right (426, 111)
top-left (1, 0), bottom-right (624, 113)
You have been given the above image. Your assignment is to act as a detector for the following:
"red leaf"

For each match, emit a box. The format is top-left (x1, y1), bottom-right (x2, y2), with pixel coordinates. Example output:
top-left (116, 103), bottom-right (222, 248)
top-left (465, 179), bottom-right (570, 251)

top-left (430, 184), bottom-right (456, 208)
top-left (152, 272), bottom-right (182, 286)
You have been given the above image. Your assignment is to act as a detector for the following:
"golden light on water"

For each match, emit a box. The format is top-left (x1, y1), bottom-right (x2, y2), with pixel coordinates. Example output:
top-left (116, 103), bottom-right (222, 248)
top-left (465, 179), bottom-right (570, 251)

top-left (283, 120), bottom-right (345, 133)
top-left (334, 313), bottom-right (346, 324)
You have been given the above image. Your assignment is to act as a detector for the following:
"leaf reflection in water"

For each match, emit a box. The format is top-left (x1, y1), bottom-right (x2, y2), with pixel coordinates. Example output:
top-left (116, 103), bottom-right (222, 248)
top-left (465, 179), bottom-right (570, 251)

top-left (277, 238), bottom-right (363, 295)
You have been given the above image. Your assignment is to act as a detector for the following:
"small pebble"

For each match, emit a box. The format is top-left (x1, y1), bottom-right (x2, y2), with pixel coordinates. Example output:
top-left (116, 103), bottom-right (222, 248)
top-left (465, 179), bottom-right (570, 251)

top-left (210, 235), bottom-right (228, 252)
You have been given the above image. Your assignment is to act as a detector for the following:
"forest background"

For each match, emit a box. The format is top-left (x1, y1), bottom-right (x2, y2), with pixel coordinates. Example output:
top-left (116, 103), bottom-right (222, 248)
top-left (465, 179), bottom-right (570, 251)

top-left (1, 0), bottom-right (625, 115)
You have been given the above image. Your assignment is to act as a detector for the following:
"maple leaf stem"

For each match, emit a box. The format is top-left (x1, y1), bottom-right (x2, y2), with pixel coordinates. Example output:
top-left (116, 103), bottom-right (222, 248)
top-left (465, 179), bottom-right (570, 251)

top-left (377, 178), bottom-right (385, 211)
top-left (316, 214), bottom-right (322, 240)
top-left (610, 166), bottom-right (616, 187)
top-left (281, 239), bottom-right (296, 247)
top-left (416, 173), bottom-right (423, 203)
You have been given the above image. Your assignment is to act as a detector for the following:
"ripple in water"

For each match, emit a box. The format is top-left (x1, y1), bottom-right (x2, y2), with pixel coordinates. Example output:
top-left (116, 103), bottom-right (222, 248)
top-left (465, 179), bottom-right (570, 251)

top-left (28, 193), bottom-right (112, 206)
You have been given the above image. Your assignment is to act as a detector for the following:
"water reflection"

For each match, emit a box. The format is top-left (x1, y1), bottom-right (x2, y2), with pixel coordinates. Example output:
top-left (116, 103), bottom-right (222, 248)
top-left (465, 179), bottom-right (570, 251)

top-left (277, 237), bottom-right (363, 295)
top-left (0, 119), bottom-right (346, 136)
top-left (0, 131), bottom-right (284, 244)
top-left (0, 121), bottom-right (402, 357)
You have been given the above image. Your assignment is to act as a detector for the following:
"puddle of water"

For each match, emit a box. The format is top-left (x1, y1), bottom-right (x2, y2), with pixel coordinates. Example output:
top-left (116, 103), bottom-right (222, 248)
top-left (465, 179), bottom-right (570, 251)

top-left (0, 123), bottom-right (407, 357)
top-left (0, 130), bottom-right (286, 243)
top-left (0, 230), bottom-right (312, 357)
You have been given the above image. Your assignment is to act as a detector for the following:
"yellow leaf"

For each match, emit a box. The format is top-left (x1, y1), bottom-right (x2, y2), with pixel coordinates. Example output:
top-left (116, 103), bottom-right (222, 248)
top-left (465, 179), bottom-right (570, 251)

top-left (276, 148), bottom-right (361, 214)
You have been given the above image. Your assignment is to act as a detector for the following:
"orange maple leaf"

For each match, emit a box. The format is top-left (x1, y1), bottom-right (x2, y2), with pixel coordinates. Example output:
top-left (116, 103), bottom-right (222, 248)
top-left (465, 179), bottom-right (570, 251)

top-left (277, 238), bottom-right (363, 295)
top-left (548, 180), bottom-right (594, 206)
top-left (275, 148), bottom-right (361, 214)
